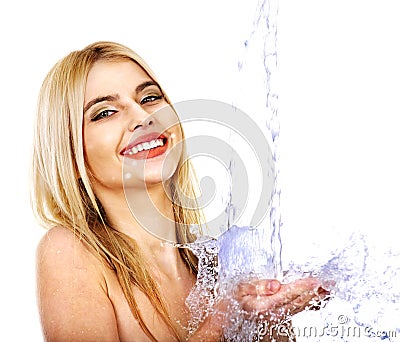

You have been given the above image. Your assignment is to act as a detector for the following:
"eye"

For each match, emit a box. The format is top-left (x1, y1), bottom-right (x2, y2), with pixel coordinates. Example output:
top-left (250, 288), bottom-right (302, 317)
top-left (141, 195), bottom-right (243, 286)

top-left (91, 109), bottom-right (118, 122)
top-left (140, 95), bottom-right (163, 105)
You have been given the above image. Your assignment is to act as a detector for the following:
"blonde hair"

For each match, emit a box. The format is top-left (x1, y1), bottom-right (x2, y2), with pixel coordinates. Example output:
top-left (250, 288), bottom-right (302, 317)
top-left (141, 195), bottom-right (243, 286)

top-left (31, 41), bottom-right (202, 341)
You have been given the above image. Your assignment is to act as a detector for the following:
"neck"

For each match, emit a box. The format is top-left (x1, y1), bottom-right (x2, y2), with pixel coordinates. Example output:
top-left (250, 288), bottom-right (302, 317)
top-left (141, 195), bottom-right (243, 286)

top-left (93, 183), bottom-right (186, 278)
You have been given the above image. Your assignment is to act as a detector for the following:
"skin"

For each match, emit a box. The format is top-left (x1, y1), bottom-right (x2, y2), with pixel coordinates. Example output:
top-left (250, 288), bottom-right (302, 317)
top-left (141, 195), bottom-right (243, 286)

top-left (36, 60), bottom-right (329, 341)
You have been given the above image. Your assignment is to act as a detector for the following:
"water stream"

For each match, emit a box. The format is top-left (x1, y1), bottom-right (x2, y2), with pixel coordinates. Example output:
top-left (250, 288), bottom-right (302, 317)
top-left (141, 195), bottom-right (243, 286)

top-left (184, 0), bottom-right (400, 340)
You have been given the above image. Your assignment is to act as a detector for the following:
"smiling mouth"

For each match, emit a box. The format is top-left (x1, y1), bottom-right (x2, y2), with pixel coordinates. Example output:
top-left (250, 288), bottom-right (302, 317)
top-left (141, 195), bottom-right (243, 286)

top-left (122, 135), bottom-right (168, 160)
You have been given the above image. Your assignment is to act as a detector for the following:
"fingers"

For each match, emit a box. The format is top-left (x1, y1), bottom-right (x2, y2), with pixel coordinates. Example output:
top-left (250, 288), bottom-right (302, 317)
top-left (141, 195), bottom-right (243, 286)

top-left (235, 279), bottom-right (282, 316)
top-left (237, 277), bottom-right (332, 319)
top-left (237, 279), bottom-right (281, 297)
top-left (272, 280), bottom-right (331, 317)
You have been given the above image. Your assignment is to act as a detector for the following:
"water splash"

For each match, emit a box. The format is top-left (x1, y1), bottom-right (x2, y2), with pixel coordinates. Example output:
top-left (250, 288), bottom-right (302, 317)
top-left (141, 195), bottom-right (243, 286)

top-left (185, 239), bottom-right (219, 335)
top-left (184, 0), bottom-right (400, 340)
top-left (218, 225), bottom-right (276, 280)
top-left (185, 0), bottom-right (284, 340)
top-left (285, 233), bottom-right (400, 342)
top-left (185, 227), bottom-right (282, 341)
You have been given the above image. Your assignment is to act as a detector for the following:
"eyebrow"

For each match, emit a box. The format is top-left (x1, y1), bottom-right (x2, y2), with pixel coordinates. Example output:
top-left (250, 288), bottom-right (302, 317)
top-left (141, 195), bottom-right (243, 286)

top-left (135, 80), bottom-right (160, 94)
top-left (83, 80), bottom-right (161, 114)
top-left (83, 95), bottom-right (119, 114)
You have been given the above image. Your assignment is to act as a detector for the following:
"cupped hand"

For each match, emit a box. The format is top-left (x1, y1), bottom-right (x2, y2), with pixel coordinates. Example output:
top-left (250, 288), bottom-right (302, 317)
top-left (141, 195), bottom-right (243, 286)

top-left (188, 278), bottom-right (331, 341)
top-left (236, 277), bottom-right (331, 320)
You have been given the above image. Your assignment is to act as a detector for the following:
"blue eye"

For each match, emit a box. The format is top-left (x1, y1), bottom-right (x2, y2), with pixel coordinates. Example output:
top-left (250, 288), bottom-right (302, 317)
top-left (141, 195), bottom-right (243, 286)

top-left (140, 95), bottom-right (163, 105)
top-left (92, 109), bottom-right (118, 122)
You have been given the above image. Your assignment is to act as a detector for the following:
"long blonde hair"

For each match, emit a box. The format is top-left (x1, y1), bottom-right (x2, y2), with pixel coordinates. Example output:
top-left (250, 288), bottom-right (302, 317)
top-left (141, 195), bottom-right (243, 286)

top-left (31, 41), bottom-right (202, 341)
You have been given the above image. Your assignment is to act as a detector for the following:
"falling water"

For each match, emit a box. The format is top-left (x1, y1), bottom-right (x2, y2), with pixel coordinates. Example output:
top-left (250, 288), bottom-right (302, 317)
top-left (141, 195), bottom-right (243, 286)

top-left (185, 0), bottom-right (400, 341)
top-left (185, 0), bottom-right (284, 340)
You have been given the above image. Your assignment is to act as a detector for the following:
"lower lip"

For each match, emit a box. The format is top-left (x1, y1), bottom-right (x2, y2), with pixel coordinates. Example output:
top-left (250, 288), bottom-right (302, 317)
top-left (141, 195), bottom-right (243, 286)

top-left (124, 140), bottom-right (169, 160)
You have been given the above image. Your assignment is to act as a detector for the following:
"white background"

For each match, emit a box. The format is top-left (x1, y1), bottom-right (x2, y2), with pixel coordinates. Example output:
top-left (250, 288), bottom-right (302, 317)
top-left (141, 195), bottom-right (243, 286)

top-left (1, 0), bottom-right (399, 340)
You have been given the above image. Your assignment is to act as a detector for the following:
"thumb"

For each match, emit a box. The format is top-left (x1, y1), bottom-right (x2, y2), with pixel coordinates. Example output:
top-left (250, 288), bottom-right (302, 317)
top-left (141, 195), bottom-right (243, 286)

top-left (238, 279), bottom-right (281, 297)
top-left (264, 279), bottom-right (281, 295)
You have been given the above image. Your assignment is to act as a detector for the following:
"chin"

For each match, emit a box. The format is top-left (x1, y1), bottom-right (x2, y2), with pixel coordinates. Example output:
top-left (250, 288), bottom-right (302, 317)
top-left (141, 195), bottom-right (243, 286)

top-left (122, 166), bottom-right (177, 190)
top-left (145, 164), bottom-right (178, 185)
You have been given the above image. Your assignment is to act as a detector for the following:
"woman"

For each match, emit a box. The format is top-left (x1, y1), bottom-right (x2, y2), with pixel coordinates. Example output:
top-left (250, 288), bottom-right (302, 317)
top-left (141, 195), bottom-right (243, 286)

top-left (32, 41), bottom-right (328, 341)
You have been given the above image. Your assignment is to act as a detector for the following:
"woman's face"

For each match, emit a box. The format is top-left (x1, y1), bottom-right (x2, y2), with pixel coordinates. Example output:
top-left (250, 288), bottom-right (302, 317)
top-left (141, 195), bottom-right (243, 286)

top-left (83, 60), bottom-right (183, 193)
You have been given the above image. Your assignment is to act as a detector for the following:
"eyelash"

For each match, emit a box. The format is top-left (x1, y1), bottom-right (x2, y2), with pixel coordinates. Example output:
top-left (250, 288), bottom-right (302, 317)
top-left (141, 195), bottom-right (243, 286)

top-left (90, 95), bottom-right (164, 122)
top-left (140, 94), bottom-right (163, 105)
top-left (91, 109), bottom-right (118, 122)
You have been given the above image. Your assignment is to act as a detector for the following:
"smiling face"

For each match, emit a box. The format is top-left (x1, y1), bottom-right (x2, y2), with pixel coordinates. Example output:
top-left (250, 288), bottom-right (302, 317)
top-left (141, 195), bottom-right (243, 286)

top-left (83, 60), bottom-right (183, 195)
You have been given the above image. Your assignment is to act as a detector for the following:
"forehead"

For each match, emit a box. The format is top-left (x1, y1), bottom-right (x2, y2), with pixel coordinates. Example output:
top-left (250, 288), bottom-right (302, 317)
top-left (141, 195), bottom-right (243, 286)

top-left (84, 60), bottom-right (151, 100)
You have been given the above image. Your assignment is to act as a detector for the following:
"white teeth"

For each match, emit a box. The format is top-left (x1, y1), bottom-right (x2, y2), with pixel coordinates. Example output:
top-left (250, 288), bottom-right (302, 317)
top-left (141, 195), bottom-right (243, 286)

top-left (126, 138), bottom-right (165, 155)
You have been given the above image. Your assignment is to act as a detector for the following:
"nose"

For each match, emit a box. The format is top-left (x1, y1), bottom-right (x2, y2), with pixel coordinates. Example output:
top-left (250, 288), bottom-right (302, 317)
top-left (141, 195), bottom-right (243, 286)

top-left (127, 104), bottom-right (154, 132)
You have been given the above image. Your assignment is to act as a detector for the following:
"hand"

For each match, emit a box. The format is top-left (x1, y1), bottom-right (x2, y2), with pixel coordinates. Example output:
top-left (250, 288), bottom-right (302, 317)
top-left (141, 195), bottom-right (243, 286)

top-left (236, 277), bottom-right (331, 321)
top-left (188, 277), bottom-right (331, 341)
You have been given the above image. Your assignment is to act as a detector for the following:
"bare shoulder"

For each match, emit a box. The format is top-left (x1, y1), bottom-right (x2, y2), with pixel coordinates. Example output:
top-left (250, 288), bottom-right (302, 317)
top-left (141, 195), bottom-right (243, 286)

top-left (37, 226), bottom-right (100, 267)
top-left (36, 226), bottom-right (120, 341)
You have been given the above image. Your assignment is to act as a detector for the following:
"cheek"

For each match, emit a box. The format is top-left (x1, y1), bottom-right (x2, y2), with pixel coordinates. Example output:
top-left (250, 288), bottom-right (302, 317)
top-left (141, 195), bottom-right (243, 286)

top-left (175, 127), bottom-right (184, 143)
top-left (84, 128), bottom-right (116, 156)
top-left (170, 123), bottom-right (184, 148)
top-left (83, 129), bottom-right (121, 178)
